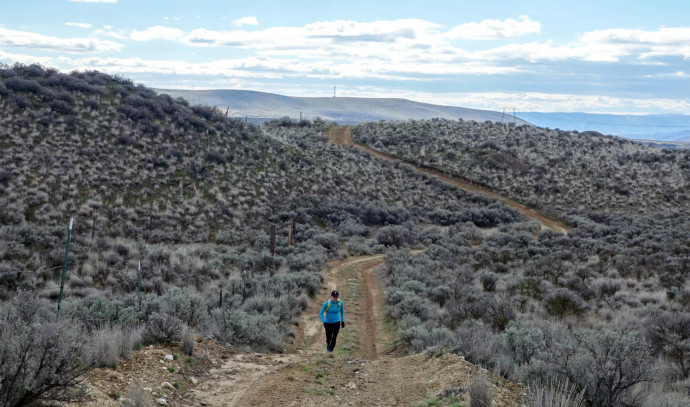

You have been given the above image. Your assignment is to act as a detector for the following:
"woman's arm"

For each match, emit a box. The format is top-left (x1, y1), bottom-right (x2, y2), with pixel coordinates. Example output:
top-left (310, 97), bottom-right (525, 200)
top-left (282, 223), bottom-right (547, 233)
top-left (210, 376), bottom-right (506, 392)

top-left (319, 301), bottom-right (327, 323)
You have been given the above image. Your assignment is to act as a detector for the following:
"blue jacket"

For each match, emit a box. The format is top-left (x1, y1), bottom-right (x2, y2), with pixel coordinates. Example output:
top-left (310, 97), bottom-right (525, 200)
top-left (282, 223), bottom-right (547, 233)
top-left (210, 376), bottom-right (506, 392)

top-left (319, 299), bottom-right (345, 323)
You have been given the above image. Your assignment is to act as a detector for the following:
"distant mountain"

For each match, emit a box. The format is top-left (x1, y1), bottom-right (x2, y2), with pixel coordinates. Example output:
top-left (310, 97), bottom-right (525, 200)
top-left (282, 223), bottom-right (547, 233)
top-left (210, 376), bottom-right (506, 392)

top-left (518, 112), bottom-right (690, 143)
top-left (158, 89), bottom-right (689, 145)
top-left (157, 89), bottom-right (530, 125)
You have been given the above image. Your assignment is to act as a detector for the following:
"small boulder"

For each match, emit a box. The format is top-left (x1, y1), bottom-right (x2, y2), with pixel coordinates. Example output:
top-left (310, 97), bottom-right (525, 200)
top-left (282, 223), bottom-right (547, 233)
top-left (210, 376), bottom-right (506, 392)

top-left (161, 382), bottom-right (175, 390)
top-left (156, 398), bottom-right (167, 406)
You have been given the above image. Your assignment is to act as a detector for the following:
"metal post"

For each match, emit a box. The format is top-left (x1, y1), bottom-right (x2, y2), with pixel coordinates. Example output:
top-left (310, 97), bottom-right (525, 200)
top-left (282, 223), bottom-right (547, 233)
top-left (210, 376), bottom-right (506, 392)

top-left (270, 225), bottom-right (276, 256)
top-left (219, 289), bottom-right (223, 308)
top-left (138, 260), bottom-right (142, 307)
top-left (57, 218), bottom-right (74, 315)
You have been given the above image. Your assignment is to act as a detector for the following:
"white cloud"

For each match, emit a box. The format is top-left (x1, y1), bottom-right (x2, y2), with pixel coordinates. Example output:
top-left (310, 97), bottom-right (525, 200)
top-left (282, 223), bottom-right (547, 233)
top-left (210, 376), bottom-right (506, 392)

top-left (65, 22), bottom-right (92, 29)
top-left (130, 26), bottom-right (185, 41)
top-left (69, 0), bottom-right (117, 3)
top-left (93, 28), bottom-right (128, 39)
top-left (0, 27), bottom-right (122, 53)
top-left (447, 15), bottom-right (541, 40)
top-left (579, 27), bottom-right (690, 60)
top-left (233, 16), bottom-right (259, 27)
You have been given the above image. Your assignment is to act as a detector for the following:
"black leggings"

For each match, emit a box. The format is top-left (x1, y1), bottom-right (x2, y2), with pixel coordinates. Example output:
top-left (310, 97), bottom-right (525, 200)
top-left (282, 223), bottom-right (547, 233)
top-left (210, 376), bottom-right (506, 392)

top-left (324, 322), bottom-right (341, 350)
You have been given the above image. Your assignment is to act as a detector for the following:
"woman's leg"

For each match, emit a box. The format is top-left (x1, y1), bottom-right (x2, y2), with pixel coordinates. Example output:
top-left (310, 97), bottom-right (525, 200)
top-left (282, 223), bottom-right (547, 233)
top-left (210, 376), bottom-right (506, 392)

top-left (329, 322), bottom-right (341, 350)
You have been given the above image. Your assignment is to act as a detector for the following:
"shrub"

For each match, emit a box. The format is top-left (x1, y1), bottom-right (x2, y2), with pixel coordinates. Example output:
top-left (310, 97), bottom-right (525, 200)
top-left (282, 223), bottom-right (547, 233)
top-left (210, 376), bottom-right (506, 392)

top-left (5, 77), bottom-right (42, 93)
top-left (543, 288), bottom-right (587, 318)
top-left (210, 308), bottom-right (284, 352)
top-left (526, 379), bottom-right (585, 407)
top-left (479, 272), bottom-right (498, 292)
top-left (398, 324), bottom-right (453, 353)
top-left (502, 321), bottom-right (546, 365)
top-left (484, 296), bottom-right (515, 331)
top-left (450, 320), bottom-right (500, 367)
top-left (375, 225), bottom-right (413, 247)
top-left (469, 376), bottom-right (492, 407)
top-left (181, 326), bottom-right (196, 357)
top-left (0, 300), bottom-right (92, 407)
top-left (93, 326), bottom-right (142, 368)
top-left (645, 311), bottom-right (690, 378)
top-left (387, 290), bottom-right (431, 320)
top-left (160, 288), bottom-right (208, 330)
top-left (142, 313), bottom-right (184, 344)
top-left (598, 280), bottom-right (621, 298)
top-left (552, 329), bottom-right (654, 407)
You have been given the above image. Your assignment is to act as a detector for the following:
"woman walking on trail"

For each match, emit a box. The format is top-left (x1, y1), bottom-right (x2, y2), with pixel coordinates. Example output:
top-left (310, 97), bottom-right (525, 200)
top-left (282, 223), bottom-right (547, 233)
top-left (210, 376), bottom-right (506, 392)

top-left (319, 290), bottom-right (345, 352)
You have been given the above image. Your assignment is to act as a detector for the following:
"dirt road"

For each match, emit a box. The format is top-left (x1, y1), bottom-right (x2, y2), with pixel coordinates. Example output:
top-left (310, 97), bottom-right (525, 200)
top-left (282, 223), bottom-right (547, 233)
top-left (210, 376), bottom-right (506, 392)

top-left (189, 254), bottom-right (523, 406)
top-left (69, 253), bottom-right (523, 406)
top-left (326, 125), bottom-right (571, 234)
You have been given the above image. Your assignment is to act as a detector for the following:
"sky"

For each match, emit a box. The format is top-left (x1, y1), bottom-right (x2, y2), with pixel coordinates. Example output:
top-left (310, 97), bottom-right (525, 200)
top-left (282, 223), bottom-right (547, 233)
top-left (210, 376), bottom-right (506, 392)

top-left (1, 0), bottom-right (690, 114)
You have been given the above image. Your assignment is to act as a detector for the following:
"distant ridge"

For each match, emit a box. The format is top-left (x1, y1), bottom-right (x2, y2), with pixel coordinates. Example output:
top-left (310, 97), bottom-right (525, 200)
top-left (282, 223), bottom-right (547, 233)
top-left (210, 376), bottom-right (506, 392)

top-left (157, 89), bottom-right (529, 125)
top-left (519, 112), bottom-right (690, 143)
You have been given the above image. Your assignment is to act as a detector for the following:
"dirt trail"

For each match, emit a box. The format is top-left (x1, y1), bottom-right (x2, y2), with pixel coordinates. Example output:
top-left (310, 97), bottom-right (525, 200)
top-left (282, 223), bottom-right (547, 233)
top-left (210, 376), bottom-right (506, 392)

top-left (69, 253), bottom-right (523, 406)
top-left (187, 255), bottom-right (388, 406)
top-left (225, 254), bottom-right (523, 406)
top-left (326, 125), bottom-right (571, 234)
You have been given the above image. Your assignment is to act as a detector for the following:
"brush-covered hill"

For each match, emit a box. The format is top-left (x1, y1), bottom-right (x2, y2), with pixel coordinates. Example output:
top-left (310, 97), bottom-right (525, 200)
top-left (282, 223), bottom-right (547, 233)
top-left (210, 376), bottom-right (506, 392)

top-left (354, 119), bottom-right (690, 214)
top-left (0, 63), bottom-right (528, 405)
top-left (158, 88), bottom-right (530, 125)
top-left (2, 64), bottom-right (690, 407)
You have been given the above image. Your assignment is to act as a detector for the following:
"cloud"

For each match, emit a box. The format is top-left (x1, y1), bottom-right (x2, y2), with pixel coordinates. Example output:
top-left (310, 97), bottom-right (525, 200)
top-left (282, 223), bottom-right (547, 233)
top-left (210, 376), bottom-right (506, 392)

top-left (0, 27), bottom-right (122, 52)
top-left (69, 0), bottom-right (117, 3)
top-left (130, 26), bottom-right (185, 41)
top-left (233, 16), bottom-right (258, 27)
top-left (179, 19), bottom-right (441, 50)
top-left (579, 27), bottom-right (690, 60)
top-left (93, 28), bottom-right (128, 39)
top-left (350, 88), bottom-right (690, 114)
top-left (65, 22), bottom-right (92, 29)
top-left (447, 15), bottom-right (541, 40)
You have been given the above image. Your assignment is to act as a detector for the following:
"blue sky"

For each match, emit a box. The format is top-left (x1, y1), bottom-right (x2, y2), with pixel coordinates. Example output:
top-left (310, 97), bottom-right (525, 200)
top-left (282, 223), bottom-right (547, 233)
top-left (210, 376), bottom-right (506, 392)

top-left (1, 0), bottom-right (689, 114)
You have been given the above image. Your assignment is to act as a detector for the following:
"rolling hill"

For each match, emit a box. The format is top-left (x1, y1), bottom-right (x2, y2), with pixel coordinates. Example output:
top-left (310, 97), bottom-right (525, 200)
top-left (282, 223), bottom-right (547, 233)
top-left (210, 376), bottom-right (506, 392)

top-left (159, 89), bottom-right (690, 147)
top-left (157, 89), bottom-right (530, 125)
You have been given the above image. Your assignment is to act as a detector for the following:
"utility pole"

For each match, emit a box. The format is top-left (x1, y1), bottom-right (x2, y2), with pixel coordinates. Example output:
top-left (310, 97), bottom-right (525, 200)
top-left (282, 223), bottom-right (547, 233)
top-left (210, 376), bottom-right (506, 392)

top-left (57, 217), bottom-right (74, 316)
top-left (501, 107), bottom-right (519, 124)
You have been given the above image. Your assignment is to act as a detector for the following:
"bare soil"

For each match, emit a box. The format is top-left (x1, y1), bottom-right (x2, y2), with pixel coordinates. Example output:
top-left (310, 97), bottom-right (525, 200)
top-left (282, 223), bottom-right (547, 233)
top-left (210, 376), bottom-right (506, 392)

top-left (326, 125), bottom-right (571, 234)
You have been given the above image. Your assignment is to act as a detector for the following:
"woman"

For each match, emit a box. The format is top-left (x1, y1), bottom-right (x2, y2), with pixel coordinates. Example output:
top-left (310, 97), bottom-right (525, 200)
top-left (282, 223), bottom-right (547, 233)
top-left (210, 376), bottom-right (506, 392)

top-left (319, 290), bottom-right (345, 352)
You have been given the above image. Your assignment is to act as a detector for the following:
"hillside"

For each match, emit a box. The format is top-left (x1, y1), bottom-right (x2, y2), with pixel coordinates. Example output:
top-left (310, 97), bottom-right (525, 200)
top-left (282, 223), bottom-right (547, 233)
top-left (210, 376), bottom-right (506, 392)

top-left (157, 89), bottom-right (530, 125)
top-left (1, 64), bottom-right (690, 407)
top-left (355, 119), bottom-right (690, 214)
